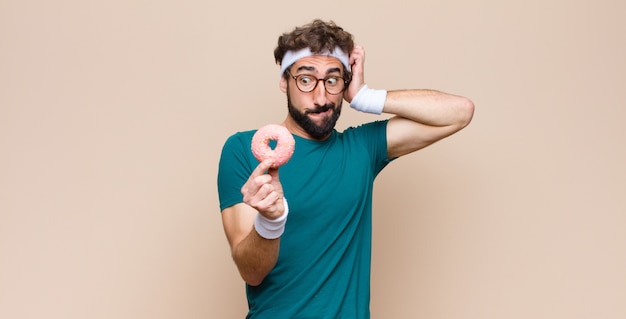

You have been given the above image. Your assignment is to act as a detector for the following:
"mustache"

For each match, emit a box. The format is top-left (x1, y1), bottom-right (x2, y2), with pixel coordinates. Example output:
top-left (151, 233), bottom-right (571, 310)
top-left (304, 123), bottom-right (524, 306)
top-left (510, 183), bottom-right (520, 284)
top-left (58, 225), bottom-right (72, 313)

top-left (306, 104), bottom-right (335, 114)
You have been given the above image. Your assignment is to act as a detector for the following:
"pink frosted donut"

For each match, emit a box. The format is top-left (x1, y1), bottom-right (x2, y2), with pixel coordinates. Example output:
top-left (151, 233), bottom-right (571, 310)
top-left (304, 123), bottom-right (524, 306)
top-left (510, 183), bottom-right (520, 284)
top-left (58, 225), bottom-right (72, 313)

top-left (251, 124), bottom-right (295, 168)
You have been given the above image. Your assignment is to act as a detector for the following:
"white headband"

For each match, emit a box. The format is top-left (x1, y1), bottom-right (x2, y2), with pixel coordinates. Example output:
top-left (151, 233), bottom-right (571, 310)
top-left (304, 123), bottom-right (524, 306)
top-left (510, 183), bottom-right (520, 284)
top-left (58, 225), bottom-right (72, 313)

top-left (279, 47), bottom-right (350, 76)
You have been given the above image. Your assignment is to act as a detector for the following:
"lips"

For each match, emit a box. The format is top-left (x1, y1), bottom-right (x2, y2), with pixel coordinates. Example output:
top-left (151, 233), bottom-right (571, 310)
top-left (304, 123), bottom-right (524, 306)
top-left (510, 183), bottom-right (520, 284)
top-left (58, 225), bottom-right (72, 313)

top-left (307, 105), bottom-right (333, 114)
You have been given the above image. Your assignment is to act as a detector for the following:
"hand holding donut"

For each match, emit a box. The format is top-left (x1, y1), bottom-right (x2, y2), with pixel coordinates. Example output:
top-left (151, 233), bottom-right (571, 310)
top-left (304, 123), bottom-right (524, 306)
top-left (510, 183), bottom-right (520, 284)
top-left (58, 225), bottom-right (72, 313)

top-left (243, 124), bottom-right (295, 221)
top-left (241, 158), bottom-right (286, 220)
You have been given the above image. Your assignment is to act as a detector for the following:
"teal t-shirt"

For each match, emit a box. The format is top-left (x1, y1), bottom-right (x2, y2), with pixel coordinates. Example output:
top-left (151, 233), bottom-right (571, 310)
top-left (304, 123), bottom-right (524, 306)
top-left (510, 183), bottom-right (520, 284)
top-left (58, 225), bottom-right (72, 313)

top-left (218, 120), bottom-right (392, 318)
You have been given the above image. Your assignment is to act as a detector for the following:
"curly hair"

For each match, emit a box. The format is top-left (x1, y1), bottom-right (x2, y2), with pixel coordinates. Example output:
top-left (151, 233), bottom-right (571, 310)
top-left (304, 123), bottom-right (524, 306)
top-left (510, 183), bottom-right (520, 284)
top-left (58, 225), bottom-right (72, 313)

top-left (274, 19), bottom-right (354, 74)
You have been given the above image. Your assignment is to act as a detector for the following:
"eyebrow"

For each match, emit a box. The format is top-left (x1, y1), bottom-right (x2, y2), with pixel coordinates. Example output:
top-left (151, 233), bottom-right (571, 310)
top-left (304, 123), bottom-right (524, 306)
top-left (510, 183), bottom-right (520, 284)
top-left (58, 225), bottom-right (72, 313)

top-left (295, 65), bottom-right (342, 76)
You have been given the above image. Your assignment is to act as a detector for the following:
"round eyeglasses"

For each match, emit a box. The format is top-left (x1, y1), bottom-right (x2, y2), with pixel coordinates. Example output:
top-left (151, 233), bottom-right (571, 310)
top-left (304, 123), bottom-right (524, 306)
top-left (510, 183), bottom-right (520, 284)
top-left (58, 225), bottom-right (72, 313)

top-left (287, 71), bottom-right (348, 95)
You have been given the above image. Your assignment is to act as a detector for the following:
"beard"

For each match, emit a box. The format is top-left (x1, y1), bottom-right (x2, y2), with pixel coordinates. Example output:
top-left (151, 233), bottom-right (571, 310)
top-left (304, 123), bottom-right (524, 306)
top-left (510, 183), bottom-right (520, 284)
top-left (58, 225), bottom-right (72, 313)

top-left (287, 91), bottom-right (342, 140)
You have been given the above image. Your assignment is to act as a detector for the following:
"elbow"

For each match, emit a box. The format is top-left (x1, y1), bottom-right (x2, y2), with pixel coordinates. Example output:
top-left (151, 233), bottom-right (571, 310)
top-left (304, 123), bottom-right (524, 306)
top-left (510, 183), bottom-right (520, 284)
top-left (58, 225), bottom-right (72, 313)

top-left (457, 97), bottom-right (475, 128)
top-left (233, 258), bottom-right (269, 286)
top-left (231, 239), bottom-right (278, 287)
top-left (233, 251), bottom-right (274, 287)
top-left (242, 273), bottom-right (265, 287)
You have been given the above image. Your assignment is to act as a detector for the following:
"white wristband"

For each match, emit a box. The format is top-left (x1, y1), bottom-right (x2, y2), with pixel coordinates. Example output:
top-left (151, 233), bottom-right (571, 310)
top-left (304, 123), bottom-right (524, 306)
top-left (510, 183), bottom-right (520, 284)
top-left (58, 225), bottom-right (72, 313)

top-left (254, 198), bottom-right (289, 239)
top-left (349, 84), bottom-right (387, 114)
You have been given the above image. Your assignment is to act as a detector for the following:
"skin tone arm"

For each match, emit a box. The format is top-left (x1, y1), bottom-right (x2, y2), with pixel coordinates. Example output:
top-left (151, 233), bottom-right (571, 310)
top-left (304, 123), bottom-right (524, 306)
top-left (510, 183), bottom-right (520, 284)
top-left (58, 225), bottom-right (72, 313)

top-left (344, 46), bottom-right (475, 159)
top-left (221, 159), bottom-right (286, 286)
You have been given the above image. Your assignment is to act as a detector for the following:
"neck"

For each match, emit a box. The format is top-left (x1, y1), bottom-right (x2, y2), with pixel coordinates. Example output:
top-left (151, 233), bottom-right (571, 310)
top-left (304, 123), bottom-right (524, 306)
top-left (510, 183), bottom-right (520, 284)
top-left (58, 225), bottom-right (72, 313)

top-left (282, 116), bottom-right (332, 141)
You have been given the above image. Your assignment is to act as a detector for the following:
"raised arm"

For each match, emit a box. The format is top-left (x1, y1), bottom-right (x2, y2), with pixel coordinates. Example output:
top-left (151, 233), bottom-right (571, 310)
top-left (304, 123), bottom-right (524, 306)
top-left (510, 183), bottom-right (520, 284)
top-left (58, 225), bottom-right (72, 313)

top-left (384, 89), bottom-right (474, 158)
top-left (345, 46), bottom-right (474, 159)
top-left (221, 159), bottom-right (286, 286)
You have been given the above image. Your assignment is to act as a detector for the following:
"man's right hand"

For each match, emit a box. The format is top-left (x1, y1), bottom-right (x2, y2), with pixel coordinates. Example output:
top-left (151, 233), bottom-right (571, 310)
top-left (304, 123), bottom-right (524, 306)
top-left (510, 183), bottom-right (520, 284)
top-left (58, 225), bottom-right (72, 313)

top-left (241, 159), bottom-right (286, 220)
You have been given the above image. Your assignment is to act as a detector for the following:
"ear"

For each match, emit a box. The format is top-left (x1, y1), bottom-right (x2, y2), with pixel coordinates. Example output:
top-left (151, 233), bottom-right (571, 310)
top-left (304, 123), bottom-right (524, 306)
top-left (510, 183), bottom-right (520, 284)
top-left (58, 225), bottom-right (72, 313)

top-left (279, 76), bottom-right (287, 93)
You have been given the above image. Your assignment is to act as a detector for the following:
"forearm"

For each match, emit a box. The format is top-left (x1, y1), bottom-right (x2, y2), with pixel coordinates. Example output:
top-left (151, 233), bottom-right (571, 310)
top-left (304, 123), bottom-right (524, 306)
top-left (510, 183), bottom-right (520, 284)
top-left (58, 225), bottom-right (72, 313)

top-left (222, 201), bottom-right (283, 287)
top-left (384, 89), bottom-right (474, 128)
top-left (232, 228), bottom-right (280, 286)
top-left (380, 89), bottom-right (474, 158)
top-left (226, 161), bottom-right (289, 286)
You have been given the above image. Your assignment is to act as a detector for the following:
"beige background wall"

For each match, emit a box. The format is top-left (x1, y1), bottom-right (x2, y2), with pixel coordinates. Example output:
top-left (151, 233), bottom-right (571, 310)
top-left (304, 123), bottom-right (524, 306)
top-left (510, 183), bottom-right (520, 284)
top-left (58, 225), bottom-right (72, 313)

top-left (1, 0), bottom-right (625, 318)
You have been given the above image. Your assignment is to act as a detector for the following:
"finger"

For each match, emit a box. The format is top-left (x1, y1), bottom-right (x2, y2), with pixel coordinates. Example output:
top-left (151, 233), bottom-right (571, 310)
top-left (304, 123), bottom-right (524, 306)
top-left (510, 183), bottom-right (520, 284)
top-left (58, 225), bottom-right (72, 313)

top-left (256, 191), bottom-right (285, 218)
top-left (251, 158), bottom-right (274, 178)
top-left (259, 189), bottom-right (281, 208)
top-left (267, 166), bottom-right (280, 181)
top-left (350, 45), bottom-right (364, 64)
top-left (243, 171), bottom-right (273, 197)
top-left (241, 159), bottom-right (274, 200)
top-left (266, 167), bottom-right (283, 194)
top-left (250, 183), bottom-right (276, 204)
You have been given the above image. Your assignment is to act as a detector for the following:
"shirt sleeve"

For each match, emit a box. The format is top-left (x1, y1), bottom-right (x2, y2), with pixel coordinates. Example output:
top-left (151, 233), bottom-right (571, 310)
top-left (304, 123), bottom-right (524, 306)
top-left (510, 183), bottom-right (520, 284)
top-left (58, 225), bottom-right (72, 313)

top-left (350, 120), bottom-right (393, 175)
top-left (217, 132), bottom-right (255, 212)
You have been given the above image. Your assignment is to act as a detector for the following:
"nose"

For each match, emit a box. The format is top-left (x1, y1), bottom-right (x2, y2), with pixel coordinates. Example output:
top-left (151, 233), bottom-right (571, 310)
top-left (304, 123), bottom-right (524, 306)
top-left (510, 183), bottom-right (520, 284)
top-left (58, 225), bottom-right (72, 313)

top-left (312, 79), bottom-right (328, 105)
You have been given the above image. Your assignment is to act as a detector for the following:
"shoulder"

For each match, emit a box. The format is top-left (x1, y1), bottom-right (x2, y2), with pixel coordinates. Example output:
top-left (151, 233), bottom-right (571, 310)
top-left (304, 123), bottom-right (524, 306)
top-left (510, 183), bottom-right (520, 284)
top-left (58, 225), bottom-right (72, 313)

top-left (220, 130), bottom-right (256, 153)
top-left (342, 119), bottom-right (389, 134)
top-left (224, 129), bottom-right (256, 144)
top-left (340, 120), bottom-right (389, 142)
top-left (218, 129), bottom-right (258, 171)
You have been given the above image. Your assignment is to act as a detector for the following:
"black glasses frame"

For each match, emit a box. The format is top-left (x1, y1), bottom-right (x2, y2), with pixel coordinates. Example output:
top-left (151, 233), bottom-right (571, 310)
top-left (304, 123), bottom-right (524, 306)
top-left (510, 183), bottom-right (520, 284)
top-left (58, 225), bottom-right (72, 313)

top-left (287, 71), bottom-right (349, 95)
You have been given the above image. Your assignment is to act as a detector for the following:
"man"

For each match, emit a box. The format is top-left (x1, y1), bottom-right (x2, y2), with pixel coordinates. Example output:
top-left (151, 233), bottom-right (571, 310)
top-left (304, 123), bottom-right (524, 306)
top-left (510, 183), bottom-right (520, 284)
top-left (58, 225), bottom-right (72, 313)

top-left (218, 19), bottom-right (474, 318)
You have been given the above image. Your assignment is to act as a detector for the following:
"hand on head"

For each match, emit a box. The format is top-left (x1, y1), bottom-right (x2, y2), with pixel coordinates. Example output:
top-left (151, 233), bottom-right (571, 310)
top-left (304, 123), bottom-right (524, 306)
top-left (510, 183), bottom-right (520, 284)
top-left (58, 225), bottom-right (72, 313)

top-left (344, 45), bottom-right (366, 103)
